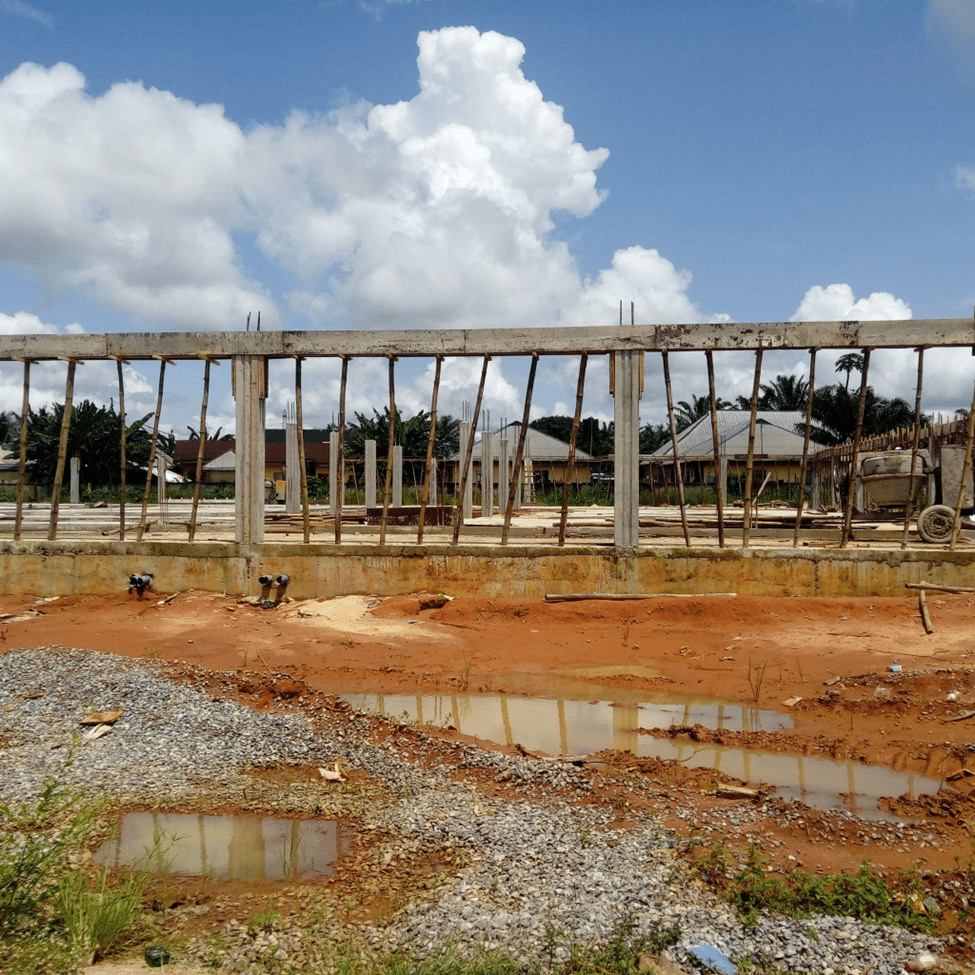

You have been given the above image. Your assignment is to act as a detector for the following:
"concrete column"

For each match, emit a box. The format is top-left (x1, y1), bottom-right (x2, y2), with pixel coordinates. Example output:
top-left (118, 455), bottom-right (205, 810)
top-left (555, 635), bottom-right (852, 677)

top-left (498, 437), bottom-right (510, 514)
top-left (613, 350), bottom-right (641, 551)
top-left (718, 455), bottom-right (729, 506)
top-left (233, 355), bottom-right (267, 545)
top-left (365, 439), bottom-right (377, 508)
top-left (459, 421), bottom-right (473, 521)
top-left (428, 457), bottom-right (437, 505)
top-left (329, 430), bottom-right (339, 513)
top-left (70, 457), bottom-right (80, 504)
top-left (481, 431), bottom-right (494, 517)
top-left (285, 412), bottom-right (300, 513)
top-left (812, 467), bottom-right (822, 510)
top-left (392, 444), bottom-right (403, 508)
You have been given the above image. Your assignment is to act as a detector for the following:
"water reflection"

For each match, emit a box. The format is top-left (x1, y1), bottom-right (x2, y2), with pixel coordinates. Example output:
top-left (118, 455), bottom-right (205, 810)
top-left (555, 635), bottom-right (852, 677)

top-left (348, 692), bottom-right (942, 819)
top-left (95, 812), bottom-right (346, 881)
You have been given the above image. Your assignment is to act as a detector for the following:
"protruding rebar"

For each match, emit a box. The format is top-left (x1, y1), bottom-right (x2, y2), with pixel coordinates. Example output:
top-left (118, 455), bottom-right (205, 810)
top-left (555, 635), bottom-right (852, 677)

top-left (793, 349), bottom-right (818, 547)
top-left (502, 354), bottom-right (539, 546)
top-left (558, 353), bottom-right (588, 547)
top-left (661, 351), bottom-right (691, 548)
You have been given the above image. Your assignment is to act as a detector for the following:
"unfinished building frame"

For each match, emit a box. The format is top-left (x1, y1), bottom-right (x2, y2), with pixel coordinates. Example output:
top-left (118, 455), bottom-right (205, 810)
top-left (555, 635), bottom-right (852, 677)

top-left (2, 315), bottom-right (975, 556)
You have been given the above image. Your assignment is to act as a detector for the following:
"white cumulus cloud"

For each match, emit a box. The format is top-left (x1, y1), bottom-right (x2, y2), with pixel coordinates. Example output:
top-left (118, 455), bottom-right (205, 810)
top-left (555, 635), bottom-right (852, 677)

top-left (790, 283), bottom-right (912, 322)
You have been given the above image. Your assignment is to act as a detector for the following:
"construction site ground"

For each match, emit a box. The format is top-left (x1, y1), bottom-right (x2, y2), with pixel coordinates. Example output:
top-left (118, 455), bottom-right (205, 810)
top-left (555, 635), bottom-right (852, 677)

top-left (3, 586), bottom-right (975, 970)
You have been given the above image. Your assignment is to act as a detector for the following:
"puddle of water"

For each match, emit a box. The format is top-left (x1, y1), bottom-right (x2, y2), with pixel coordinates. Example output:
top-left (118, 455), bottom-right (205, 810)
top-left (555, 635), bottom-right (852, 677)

top-left (347, 692), bottom-right (942, 820)
top-left (346, 692), bottom-right (791, 755)
top-left (95, 813), bottom-right (347, 882)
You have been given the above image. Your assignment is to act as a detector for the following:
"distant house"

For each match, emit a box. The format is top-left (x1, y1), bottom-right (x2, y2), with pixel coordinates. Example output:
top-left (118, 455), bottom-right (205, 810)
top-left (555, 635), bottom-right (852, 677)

top-left (650, 411), bottom-right (816, 500)
top-left (445, 422), bottom-right (597, 495)
top-left (171, 436), bottom-right (331, 486)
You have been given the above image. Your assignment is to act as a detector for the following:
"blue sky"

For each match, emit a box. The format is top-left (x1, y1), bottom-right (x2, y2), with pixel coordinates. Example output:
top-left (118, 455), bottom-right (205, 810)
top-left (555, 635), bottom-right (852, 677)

top-left (0, 0), bottom-right (972, 433)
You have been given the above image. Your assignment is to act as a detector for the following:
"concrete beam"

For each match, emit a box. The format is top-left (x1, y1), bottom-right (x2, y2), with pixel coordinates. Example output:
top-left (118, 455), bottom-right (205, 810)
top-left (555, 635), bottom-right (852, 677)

top-left (1, 317), bottom-right (973, 361)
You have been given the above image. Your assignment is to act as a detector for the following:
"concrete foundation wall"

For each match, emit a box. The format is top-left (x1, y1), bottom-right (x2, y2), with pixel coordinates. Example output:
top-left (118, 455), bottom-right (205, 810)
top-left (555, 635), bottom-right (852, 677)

top-left (1, 541), bottom-right (973, 600)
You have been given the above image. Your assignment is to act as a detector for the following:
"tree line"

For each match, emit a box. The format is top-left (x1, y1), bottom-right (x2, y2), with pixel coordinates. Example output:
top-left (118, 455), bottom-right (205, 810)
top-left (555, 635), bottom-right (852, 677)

top-left (0, 354), bottom-right (919, 487)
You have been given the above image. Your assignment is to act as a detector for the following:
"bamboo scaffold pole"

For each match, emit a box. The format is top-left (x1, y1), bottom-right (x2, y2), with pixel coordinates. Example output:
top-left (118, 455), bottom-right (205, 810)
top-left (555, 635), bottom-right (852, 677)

top-left (295, 358), bottom-right (311, 544)
top-left (335, 356), bottom-right (348, 544)
top-left (840, 348), bottom-right (872, 548)
top-left (792, 349), bottom-right (818, 547)
top-left (949, 376), bottom-right (975, 552)
top-left (380, 357), bottom-right (396, 546)
top-left (137, 359), bottom-right (166, 542)
top-left (117, 359), bottom-right (127, 541)
top-left (452, 356), bottom-right (491, 545)
top-left (188, 360), bottom-right (211, 542)
top-left (901, 348), bottom-right (926, 549)
top-left (502, 353), bottom-right (539, 546)
top-left (418, 355), bottom-right (443, 544)
top-left (705, 350), bottom-right (725, 548)
top-left (48, 359), bottom-right (77, 541)
top-left (14, 360), bottom-right (30, 541)
top-left (661, 351), bottom-right (691, 548)
top-left (741, 348), bottom-right (763, 549)
top-left (558, 353), bottom-right (588, 547)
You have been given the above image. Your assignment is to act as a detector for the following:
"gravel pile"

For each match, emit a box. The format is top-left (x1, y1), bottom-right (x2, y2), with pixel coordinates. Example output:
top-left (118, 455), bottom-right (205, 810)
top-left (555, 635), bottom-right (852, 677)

top-left (0, 646), bottom-right (944, 974)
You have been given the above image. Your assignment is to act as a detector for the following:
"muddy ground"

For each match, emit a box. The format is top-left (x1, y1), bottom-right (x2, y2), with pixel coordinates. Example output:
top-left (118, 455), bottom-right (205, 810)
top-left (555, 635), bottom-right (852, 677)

top-left (3, 587), bottom-right (975, 968)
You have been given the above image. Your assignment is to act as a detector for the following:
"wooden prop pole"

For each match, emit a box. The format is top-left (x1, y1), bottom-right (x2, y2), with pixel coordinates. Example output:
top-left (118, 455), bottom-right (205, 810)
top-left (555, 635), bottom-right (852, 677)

top-left (558, 354), bottom-right (587, 547)
top-left (502, 354), bottom-right (539, 545)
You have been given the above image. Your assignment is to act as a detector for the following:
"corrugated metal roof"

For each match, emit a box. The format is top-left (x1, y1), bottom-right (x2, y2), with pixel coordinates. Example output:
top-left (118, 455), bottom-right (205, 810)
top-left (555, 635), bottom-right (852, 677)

top-left (651, 411), bottom-right (813, 460)
top-left (448, 423), bottom-right (596, 462)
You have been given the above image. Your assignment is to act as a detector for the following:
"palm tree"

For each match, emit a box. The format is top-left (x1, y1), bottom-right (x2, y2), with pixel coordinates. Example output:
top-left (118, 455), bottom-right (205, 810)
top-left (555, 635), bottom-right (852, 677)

top-left (802, 384), bottom-right (915, 446)
top-left (675, 394), bottom-right (731, 431)
top-left (758, 374), bottom-right (809, 411)
top-left (834, 353), bottom-right (864, 392)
